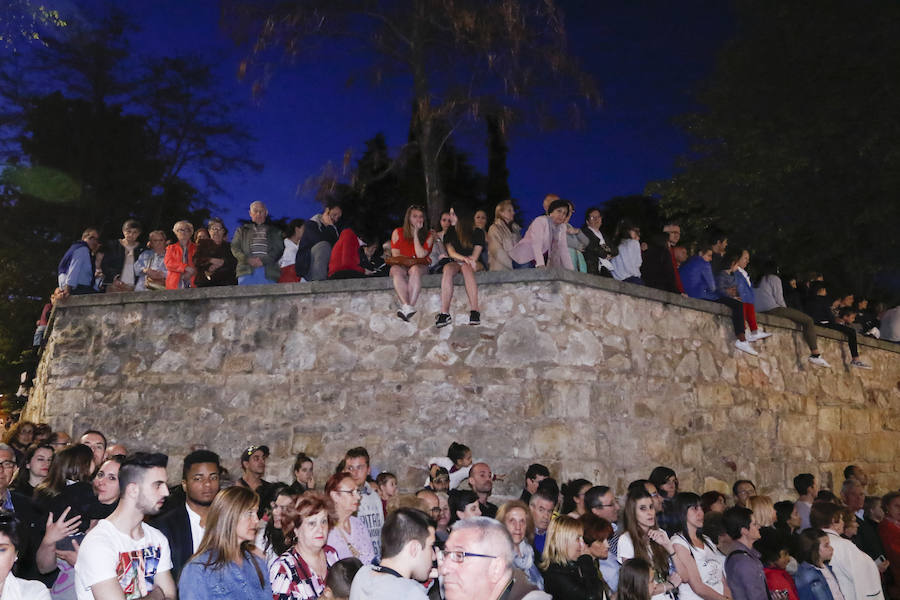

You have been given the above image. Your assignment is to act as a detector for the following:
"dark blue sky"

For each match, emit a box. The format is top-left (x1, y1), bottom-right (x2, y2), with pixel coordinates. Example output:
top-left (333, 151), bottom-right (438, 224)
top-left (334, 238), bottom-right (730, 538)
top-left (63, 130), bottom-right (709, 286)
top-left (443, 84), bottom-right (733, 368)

top-left (118, 0), bottom-right (732, 230)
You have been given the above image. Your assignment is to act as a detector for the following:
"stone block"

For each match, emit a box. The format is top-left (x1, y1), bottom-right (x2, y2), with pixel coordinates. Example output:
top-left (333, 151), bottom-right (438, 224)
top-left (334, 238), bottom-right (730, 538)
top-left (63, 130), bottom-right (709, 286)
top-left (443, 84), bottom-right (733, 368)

top-left (697, 384), bottom-right (734, 408)
top-left (778, 415), bottom-right (817, 449)
top-left (818, 407), bottom-right (841, 432)
top-left (842, 408), bottom-right (871, 434)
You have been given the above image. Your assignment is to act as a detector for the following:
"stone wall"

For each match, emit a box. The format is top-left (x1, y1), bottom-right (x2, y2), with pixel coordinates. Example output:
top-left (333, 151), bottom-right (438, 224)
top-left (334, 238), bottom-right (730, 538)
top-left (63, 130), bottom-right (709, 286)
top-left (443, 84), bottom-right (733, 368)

top-left (26, 270), bottom-right (900, 499)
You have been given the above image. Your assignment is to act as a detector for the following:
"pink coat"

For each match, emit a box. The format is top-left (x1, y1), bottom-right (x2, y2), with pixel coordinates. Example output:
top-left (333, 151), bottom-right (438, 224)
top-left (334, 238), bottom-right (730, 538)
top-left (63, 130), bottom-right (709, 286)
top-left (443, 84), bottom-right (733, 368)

top-left (508, 215), bottom-right (574, 269)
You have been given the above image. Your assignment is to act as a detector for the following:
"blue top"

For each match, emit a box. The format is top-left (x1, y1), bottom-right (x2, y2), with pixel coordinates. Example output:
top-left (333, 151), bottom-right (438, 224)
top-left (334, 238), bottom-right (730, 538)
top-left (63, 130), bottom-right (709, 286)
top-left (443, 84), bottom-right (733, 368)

top-left (59, 243), bottom-right (95, 290)
top-left (734, 269), bottom-right (755, 304)
top-left (178, 550), bottom-right (271, 600)
top-left (679, 255), bottom-right (718, 300)
top-left (715, 270), bottom-right (741, 301)
top-left (793, 562), bottom-right (836, 600)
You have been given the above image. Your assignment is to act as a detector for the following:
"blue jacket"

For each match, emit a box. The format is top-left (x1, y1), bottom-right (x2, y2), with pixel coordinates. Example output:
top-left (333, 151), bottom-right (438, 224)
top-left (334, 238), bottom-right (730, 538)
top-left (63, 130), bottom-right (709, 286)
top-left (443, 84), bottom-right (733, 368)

top-left (178, 551), bottom-right (271, 600)
top-left (57, 241), bottom-right (95, 290)
top-left (734, 269), bottom-right (755, 304)
top-left (679, 256), bottom-right (717, 300)
top-left (793, 562), bottom-right (836, 600)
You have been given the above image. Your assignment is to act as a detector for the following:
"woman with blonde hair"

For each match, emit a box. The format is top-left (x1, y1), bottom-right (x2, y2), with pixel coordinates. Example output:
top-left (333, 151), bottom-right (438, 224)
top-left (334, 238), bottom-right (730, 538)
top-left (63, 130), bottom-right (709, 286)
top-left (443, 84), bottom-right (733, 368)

top-left (178, 486), bottom-right (269, 599)
top-left (747, 495), bottom-right (777, 529)
top-left (539, 515), bottom-right (606, 599)
top-left (389, 205), bottom-right (433, 321)
top-left (487, 199), bottom-right (522, 271)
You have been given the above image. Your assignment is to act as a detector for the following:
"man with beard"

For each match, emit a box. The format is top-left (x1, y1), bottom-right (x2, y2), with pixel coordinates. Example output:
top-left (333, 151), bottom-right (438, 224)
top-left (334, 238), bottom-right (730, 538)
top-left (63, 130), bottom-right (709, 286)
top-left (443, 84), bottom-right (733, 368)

top-left (468, 462), bottom-right (498, 518)
top-left (75, 453), bottom-right (175, 600)
top-left (153, 450), bottom-right (221, 581)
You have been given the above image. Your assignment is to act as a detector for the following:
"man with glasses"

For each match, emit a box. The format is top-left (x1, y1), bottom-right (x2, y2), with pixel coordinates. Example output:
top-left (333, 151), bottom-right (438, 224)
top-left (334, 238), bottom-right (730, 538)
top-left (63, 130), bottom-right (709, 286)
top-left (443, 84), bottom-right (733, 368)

top-left (439, 517), bottom-right (548, 600)
top-left (585, 485), bottom-right (622, 592)
top-left (345, 447), bottom-right (384, 559)
top-left (58, 228), bottom-right (102, 297)
top-left (48, 431), bottom-right (71, 452)
top-left (349, 508), bottom-right (435, 600)
top-left (0, 443), bottom-right (45, 581)
top-left (733, 479), bottom-right (756, 508)
top-left (414, 489), bottom-right (442, 523)
top-left (722, 506), bottom-right (765, 600)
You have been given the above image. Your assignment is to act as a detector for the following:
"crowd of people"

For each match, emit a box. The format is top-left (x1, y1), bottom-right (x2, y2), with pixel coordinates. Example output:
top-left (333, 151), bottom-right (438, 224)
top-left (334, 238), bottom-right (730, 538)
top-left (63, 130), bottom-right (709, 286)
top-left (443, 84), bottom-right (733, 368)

top-left (51, 196), bottom-right (900, 359)
top-left (0, 423), bottom-right (898, 600)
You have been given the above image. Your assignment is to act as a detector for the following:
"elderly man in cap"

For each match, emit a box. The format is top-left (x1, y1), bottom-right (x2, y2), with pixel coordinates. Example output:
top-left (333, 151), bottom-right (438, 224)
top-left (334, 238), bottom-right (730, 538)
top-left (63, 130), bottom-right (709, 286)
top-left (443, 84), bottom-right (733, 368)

top-left (237, 445), bottom-right (270, 494)
top-left (439, 517), bottom-right (549, 600)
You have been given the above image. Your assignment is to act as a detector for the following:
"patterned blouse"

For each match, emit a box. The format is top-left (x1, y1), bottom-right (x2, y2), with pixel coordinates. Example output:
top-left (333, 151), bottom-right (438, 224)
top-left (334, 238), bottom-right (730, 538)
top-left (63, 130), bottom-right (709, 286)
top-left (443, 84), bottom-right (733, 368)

top-left (269, 545), bottom-right (339, 600)
top-left (325, 516), bottom-right (376, 565)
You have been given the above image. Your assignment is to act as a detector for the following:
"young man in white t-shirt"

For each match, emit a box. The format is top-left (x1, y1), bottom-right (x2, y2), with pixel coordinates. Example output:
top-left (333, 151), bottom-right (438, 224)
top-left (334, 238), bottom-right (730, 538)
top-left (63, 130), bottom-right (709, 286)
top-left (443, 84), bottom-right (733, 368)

top-left (345, 447), bottom-right (384, 559)
top-left (75, 452), bottom-right (176, 600)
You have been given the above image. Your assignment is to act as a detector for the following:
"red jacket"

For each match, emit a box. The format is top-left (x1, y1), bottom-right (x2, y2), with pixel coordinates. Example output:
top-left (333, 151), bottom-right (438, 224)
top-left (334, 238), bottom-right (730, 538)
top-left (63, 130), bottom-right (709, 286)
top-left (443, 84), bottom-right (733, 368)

top-left (328, 229), bottom-right (363, 277)
top-left (164, 242), bottom-right (197, 289)
top-left (764, 566), bottom-right (799, 600)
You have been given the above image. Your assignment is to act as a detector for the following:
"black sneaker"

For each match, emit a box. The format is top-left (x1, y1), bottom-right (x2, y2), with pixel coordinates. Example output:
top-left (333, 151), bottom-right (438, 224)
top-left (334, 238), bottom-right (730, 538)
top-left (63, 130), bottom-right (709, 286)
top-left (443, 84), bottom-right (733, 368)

top-left (435, 313), bottom-right (452, 328)
top-left (469, 310), bottom-right (481, 325)
top-left (397, 310), bottom-right (409, 322)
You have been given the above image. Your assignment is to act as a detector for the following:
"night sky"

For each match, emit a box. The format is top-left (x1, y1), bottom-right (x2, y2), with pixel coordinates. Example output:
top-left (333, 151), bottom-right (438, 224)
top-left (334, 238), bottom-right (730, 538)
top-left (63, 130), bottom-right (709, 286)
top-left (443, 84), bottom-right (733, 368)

top-left (75, 0), bottom-right (733, 230)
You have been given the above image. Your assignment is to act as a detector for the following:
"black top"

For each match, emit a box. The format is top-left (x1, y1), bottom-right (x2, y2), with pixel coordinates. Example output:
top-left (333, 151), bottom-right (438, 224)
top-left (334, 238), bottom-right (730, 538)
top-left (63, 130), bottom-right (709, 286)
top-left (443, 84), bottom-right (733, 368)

top-left (34, 481), bottom-right (104, 534)
top-left (542, 554), bottom-right (607, 600)
top-left (443, 226), bottom-right (485, 257)
top-left (194, 239), bottom-right (238, 287)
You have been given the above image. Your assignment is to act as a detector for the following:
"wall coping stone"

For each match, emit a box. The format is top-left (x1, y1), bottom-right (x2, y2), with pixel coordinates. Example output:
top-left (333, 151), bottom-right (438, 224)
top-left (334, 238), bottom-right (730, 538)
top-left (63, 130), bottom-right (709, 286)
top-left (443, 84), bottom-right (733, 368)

top-left (54, 268), bottom-right (899, 354)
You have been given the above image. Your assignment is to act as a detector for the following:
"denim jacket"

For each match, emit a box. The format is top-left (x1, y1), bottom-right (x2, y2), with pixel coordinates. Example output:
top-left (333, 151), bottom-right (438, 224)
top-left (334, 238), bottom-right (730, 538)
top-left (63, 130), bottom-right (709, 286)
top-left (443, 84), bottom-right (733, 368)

top-left (178, 551), bottom-right (271, 600)
top-left (793, 562), bottom-right (836, 600)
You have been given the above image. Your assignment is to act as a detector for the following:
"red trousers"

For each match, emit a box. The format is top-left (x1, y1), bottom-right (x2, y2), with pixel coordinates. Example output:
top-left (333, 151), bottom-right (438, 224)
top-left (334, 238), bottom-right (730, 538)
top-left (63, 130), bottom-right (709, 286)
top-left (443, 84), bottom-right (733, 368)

top-left (743, 302), bottom-right (758, 331)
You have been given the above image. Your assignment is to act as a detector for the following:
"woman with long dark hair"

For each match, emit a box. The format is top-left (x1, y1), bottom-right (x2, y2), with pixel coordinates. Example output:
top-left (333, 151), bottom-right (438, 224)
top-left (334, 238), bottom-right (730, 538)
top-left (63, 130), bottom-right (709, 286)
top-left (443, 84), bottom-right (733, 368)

top-left (11, 443), bottom-right (52, 498)
top-left (436, 207), bottom-right (483, 328)
top-left (179, 486), bottom-right (269, 600)
top-left (617, 489), bottom-right (682, 599)
top-left (448, 489), bottom-right (482, 528)
top-left (562, 479), bottom-right (593, 518)
top-left (670, 492), bottom-right (730, 600)
top-left (33, 444), bottom-right (99, 534)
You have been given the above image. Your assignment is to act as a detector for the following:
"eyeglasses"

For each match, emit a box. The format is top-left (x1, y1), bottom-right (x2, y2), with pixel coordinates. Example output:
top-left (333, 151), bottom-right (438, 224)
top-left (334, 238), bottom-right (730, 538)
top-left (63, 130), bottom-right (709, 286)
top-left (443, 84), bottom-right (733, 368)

top-left (594, 502), bottom-right (617, 508)
top-left (429, 507), bottom-right (442, 516)
top-left (437, 549), bottom-right (497, 563)
top-left (0, 461), bottom-right (16, 469)
top-left (432, 476), bottom-right (450, 483)
top-left (334, 489), bottom-right (361, 496)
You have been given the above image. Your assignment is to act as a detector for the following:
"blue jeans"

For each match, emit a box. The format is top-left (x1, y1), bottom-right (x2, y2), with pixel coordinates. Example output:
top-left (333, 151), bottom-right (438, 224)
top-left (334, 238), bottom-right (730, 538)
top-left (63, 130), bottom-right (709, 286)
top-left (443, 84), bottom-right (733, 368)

top-left (238, 266), bottom-right (270, 286)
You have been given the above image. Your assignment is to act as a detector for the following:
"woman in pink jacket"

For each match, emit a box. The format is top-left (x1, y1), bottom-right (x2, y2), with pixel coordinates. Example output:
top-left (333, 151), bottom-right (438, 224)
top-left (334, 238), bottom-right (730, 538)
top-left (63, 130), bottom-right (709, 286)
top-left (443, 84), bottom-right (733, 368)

top-left (509, 198), bottom-right (575, 270)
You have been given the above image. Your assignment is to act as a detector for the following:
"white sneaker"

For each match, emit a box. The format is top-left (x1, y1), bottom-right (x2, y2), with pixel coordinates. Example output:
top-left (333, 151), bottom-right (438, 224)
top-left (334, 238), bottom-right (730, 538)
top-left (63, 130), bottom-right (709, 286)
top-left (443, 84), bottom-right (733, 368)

top-left (808, 355), bottom-right (831, 368)
top-left (850, 359), bottom-right (872, 370)
top-left (748, 330), bottom-right (772, 342)
top-left (735, 340), bottom-right (759, 356)
top-left (402, 304), bottom-right (416, 319)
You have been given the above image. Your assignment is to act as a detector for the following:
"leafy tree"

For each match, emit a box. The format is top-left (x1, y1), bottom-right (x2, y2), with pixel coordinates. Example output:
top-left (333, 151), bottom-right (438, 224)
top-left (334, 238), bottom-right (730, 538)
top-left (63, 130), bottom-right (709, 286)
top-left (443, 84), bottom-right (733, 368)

top-left (0, 0), bottom-right (67, 50)
top-left (224, 0), bottom-right (598, 225)
top-left (648, 0), bottom-right (900, 294)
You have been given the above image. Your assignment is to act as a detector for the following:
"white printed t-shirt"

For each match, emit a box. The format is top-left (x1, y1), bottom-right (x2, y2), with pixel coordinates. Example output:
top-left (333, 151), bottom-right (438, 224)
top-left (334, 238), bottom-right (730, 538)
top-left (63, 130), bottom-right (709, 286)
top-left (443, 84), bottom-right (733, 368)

top-left (75, 519), bottom-right (173, 600)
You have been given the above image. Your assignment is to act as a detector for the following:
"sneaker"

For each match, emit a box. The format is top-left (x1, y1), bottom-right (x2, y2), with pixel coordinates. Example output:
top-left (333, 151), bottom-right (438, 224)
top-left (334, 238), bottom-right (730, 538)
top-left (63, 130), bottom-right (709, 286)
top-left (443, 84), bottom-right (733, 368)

top-left (735, 340), bottom-right (759, 356)
top-left (396, 310), bottom-right (409, 322)
top-left (808, 355), bottom-right (831, 368)
top-left (435, 313), bottom-right (452, 328)
top-left (402, 304), bottom-right (416, 319)
top-left (748, 330), bottom-right (773, 342)
top-left (850, 359), bottom-right (872, 370)
top-left (469, 310), bottom-right (481, 325)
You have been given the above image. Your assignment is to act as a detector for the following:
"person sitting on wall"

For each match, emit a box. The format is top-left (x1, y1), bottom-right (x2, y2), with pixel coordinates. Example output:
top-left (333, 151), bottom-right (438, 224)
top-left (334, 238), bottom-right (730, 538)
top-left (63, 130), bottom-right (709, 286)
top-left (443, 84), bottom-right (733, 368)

top-left (509, 197), bottom-right (575, 270)
top-left (609, 220), bottom-right (644, 285)
top-left (278, 218), bottom-right (306, 283)
top-left (57, 228), bottom-right (102, 297)
top-left (715, 251), bottom-right (764, 357)
top-left (565, 201), bottom-right (590, 273)
top-left (435, 207), bottom-right (484, 328)
top-left (232, 201), bottom-right (285, 285)
top-left (805, 281), bottom-right (872, 369)
top-left (194, 217), bottom-right (238, 287)
top-left (296, 200), bottom-right (343, 282)
top-left (389, 205), bottom-right (433, 321)
top-left (732, 249), bottom-right (772, 343)
top-left (755, 260), bottom-right (830, 368)
top-left (428, 210), bottom-right (453, 274)
top-left (486, 199), bottom-right (522, 272)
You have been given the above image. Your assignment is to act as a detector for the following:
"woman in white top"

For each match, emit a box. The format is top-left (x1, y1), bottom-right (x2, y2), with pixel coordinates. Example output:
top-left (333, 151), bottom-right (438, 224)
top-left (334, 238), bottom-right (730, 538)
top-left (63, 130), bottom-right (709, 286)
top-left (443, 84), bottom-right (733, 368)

top-left (617, 488), bottom-right (682, 600)
top-left (670, 492), bottom-right (731, 600)
top-left (609, 220), bottom-right (644, 284)
top-left (0, 515), bottom-right (51, 600)
top-left (278, 219), bottom-right (306, 283)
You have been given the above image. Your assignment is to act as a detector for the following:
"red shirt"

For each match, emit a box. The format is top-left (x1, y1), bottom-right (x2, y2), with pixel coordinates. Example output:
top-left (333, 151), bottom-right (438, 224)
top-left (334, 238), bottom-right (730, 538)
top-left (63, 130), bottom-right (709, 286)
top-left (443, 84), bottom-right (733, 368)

top-left (764, 566), bottom-right (799, 600)
top-left (390, 227), bottom-right (433, 258)
top-left (163, 242), bottom-right (196, 289)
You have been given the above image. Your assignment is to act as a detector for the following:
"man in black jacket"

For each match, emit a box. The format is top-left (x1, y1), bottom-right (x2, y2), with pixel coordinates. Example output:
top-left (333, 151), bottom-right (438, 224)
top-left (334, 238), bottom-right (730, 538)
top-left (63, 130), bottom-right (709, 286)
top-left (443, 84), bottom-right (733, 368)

top-left (153, 450), bottom-right (221, 582)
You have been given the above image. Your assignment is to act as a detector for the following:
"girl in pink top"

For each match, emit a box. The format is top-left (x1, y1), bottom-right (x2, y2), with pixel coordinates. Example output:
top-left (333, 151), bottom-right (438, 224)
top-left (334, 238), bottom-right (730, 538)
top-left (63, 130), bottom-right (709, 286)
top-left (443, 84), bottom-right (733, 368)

top-left (509, 198), bottom-right (575, 270)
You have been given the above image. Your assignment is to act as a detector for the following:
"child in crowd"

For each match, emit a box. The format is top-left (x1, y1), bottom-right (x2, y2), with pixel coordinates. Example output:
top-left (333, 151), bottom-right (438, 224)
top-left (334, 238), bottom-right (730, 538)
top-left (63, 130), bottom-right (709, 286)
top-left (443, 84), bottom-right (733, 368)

top-left (375, 472), bottom-right (398, 517)
top-left (757, 528), bottom-right (799, 600)
top-left (617, 558), bottom-right (653, 600)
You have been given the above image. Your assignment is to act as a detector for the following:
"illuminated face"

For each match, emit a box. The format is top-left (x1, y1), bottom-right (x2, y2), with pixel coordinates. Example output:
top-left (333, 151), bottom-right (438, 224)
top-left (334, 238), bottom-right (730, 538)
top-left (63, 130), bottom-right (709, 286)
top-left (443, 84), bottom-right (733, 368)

top-left (659, 475), bottom-right (678, 498)
top-left (122, 226), bottom-right (141, 245)
top-left (709, 495), bottom-right (726, 513)
top-left (378, 478), bottom-right (398, 500)
top-left (587, 210), bottom-right (602, 228)
top-left (687, 504), bottom-right (705, 529)
top-left (738, 251), bottom-right (750, 269)
top-left (84, 231), bottom-right (101, 252)
top-left (504, 507), bottom-right (528, 545)
top-left (474, 211), bottom-right (488, 229)
top-left (525, 474), bottom-right (546, 494)
top-left (148, 233), bottom-right (167, 253)
top-left (272, 494), bottom-right (294, 529)
top-left (236, 504), bottom-right (260, 544)
top-left (593, 492), bottom-right (620, 523)
top-left (294, 460), bottom-right (313, 486)
top-left (468, 463), bottom-right (493, 495)
top-left (135, 466), bottom-right (170, 516)
top-left (635, 498), bottom-right (656, 530)
top-left (0, 450), bottom-right (14, 492)
top-left (27, 447), bottom-right (53, 480)
top-left (885, 496), bottom-right (900, 522)
top-left (409, 209), bottom-right (426, 229)
top-left (0, 533), bottom-right (16, 584)
top-left (549, 207), bottom-right (568, 225)
top-left (458, 501), bottom-right (482, 521)
top-left (330, 477), bottom-right (361, 516)
top-left (700, 250), bottom-right (714, 262)
top-left (81, 433), bottom-right (106, 470)
top-left (93, 460), bottom-right (121, 504)
top-left (322, 207), bottom-right (342, 226)
top-left (440, 528), bottom-right (496, 600)
top-left (243, 450), bottom-right (267, 477)
top-left (735, 482), bottom-right (756, 507)
top-left (818, 536), bottom-right (834, 563)
top-left (499, 204), bottom-right (515, 224)
top-left (645, 484), bottom-right (663, 513)
top-left (531, 497), bottom-right (555, 531)
top-left (665, 226), bottom-right (681, 244)
top-left (565, 531), bottom-right (586, 561)
top-left (439, 213), bottom-right (452, 231)
top-left (208, 222), bottom-right (226, 243)
top-left (184, 462), bottom-right (220, 508)
top-left (589, 537), bottom-right (609, 560)
top-left (173, 223), bottom-right (193, 244)
top-left (249, 202), bottom-right (268, 224)
top-left (438, 495), bottom-right (451, 529)
top-left (344, 456), bottom-right (370, 487)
